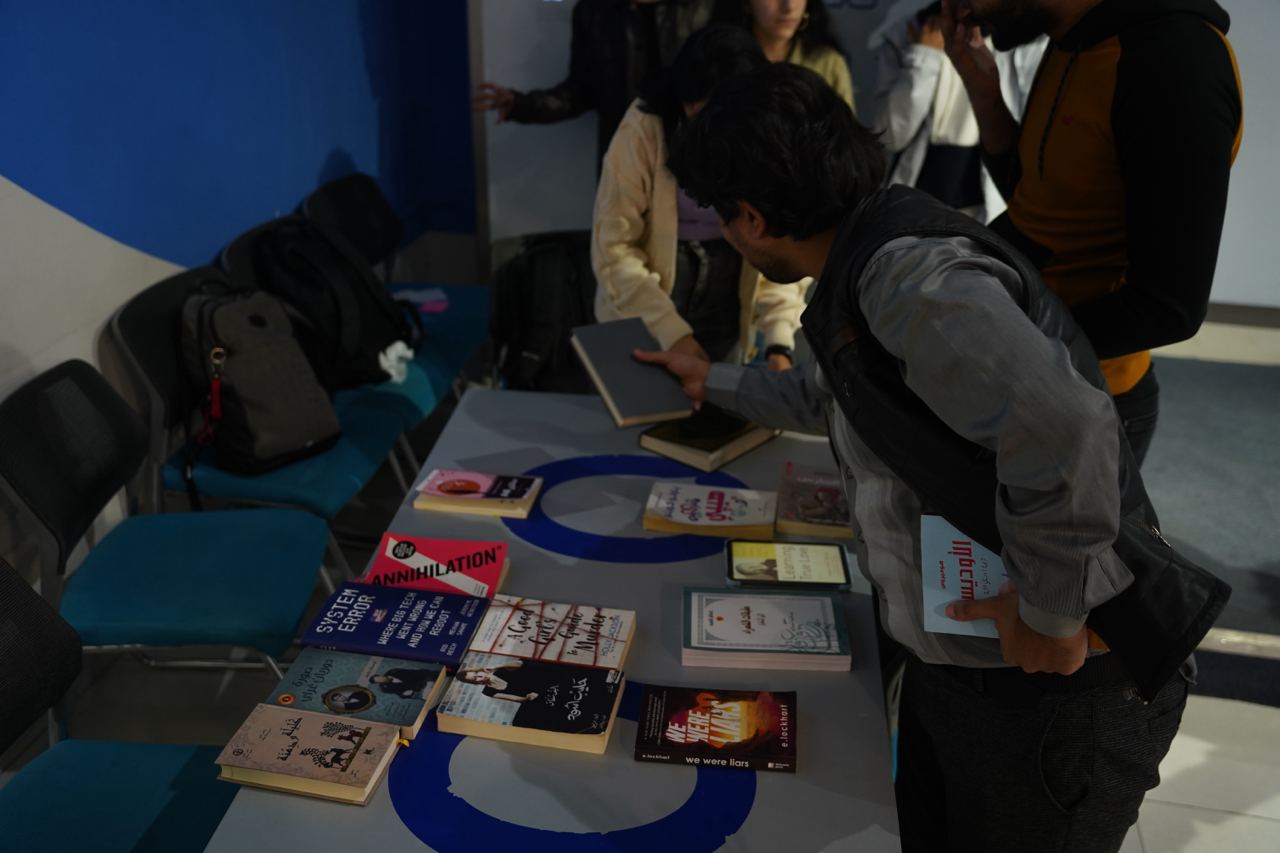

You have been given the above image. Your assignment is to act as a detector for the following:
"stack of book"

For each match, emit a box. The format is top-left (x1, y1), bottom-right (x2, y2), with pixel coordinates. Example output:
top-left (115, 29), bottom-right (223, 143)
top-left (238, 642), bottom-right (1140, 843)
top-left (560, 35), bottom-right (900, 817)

top-left (775, 462), bottom-right (854, 540)
top-left (413, 468), bottom-right (543, 519)
top-left (639, 404), bottom-right (778, 472)
top-left (642, 482), bottom-right (777, 539)
top-left (436, 595), bottom-right (636, 754)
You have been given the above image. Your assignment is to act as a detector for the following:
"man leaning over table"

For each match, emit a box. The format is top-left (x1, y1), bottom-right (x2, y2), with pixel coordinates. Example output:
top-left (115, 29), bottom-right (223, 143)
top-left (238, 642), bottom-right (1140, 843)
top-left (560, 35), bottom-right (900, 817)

top-left (635, 62), bottom-right (1193, 853)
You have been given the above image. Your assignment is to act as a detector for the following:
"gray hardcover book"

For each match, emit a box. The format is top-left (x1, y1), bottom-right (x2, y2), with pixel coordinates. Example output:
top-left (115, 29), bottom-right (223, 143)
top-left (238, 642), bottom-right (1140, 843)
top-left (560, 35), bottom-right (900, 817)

top-left (571, 318), bottom-right (694, 427)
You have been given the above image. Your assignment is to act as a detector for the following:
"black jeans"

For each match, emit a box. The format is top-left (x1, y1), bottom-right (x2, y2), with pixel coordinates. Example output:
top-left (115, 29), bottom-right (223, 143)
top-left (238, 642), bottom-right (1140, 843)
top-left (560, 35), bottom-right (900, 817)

top-left (1113, 364), bottom-right (1160, 466)
top-left (895, 654), bottom-right (1190, 853)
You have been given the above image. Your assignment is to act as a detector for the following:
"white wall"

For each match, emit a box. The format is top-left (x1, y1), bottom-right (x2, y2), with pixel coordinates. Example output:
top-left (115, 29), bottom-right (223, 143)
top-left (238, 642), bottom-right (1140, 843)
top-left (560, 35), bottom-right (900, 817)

top-left (478, 0), bottom-right (1275, 308)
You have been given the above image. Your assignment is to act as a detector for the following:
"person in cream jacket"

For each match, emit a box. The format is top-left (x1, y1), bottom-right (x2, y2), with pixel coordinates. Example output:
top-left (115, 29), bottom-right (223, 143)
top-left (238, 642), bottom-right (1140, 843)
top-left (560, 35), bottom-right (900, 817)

top-left (592, 27), bottom-right (807, 370)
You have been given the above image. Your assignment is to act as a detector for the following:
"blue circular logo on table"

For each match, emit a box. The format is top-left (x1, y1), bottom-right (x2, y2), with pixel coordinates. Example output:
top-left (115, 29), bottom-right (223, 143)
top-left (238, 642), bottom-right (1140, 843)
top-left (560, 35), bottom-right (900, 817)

top-left (501, 455), bottom-right (746, 564)
top-left (388, 682), bottom-right (757, 851)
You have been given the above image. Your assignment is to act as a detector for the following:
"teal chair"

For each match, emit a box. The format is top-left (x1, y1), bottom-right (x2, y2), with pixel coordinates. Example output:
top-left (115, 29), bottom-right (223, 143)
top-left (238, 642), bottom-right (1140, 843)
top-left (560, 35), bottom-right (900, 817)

top-left (110, 267), bottom-right (405, 576)
top-left (0, 360), bottom-right (327, 672)
top-left (0, 554), bottom-right (236, 853)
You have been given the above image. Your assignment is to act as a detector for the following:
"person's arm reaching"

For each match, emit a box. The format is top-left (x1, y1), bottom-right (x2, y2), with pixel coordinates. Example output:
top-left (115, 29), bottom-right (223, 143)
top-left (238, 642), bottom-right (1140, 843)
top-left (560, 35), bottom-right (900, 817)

top-left (1069, 18), bottom-right (1242, 358)
top-left (940, 0), bottom-right (1022, 197)
top-left (506, 0), bottom-right (597, 124)
top-left (591, 110), bottom-right (694, 349)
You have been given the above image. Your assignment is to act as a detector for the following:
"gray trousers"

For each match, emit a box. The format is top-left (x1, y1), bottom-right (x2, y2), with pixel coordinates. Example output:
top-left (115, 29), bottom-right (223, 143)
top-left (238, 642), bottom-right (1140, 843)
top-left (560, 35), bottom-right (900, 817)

top-left (895, 653), bottom-right (1191, 852)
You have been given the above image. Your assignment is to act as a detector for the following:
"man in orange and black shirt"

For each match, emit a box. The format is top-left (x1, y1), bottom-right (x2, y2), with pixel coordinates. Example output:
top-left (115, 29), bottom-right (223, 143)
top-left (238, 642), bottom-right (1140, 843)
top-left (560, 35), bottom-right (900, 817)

top-left (942, 0), bottom-right (1243, 463)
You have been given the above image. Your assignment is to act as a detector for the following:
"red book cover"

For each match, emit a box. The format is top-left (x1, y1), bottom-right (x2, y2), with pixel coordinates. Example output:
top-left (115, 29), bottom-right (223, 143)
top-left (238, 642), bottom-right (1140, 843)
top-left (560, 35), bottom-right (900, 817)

top-left (362, 534), bottom-right (508, 599)
top-left (633, 685), bottom-right (797, 772)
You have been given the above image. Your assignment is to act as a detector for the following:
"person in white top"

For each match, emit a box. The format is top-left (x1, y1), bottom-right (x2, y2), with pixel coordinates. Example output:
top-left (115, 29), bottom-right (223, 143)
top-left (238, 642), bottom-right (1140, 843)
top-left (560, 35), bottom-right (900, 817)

top-left (869, 0), bottom-right (1046, 223)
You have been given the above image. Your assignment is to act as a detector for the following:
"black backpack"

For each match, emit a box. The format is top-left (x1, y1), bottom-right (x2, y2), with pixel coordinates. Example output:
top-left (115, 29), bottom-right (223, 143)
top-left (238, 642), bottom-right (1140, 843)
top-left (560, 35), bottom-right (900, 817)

top-left (181, 286), bottom-right (341, 475)
top-left (247, 218), bottom-right (420, 391)
top-left (490, 231), bottom-right (596, 393)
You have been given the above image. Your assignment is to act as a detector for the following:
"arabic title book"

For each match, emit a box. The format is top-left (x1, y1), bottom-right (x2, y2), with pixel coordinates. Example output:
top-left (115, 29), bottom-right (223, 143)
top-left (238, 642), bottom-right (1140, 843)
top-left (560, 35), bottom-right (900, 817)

top-left (638, 404), bottom-right (778, 472)
top-left (301, 582), bottom-right (487, 668)
top-left (265, 648), bottom-right (445, 738)
top-left (435, 652), bottom-right (625, 754)
top-left (570, 317), bottom-right (694, 427)
top-left (681, 587), bottom-right (850, 671)
top-left (920, 514), bottom-right (1006, 638)
top-left (642, 482), bottom-right (777, 539)
top-left (215, 704), bottom-right (400, 805)
top-left (468, 594), bottom-right (637, 671)
top-left (412, 469), bottom-right (542, 518)
top-left (775, 462), bottom-right (853, 539)
top-left (632, 685), bottom-right (797, 773)
top-left (363, 533), bottom-right (509, 599)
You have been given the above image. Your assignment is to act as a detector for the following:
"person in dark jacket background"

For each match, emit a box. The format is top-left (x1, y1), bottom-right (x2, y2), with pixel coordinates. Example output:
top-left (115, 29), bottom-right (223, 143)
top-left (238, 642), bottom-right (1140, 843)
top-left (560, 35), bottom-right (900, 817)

top-left (475, 0), bottom-right (714, 170)
top-left (941, 0), bottom-right (1243, 464)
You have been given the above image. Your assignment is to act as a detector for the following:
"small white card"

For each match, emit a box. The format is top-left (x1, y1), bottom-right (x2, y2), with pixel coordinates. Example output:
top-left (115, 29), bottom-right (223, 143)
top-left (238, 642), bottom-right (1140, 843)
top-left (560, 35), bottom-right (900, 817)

top-left (920, 514), bottom-right (1007, 638)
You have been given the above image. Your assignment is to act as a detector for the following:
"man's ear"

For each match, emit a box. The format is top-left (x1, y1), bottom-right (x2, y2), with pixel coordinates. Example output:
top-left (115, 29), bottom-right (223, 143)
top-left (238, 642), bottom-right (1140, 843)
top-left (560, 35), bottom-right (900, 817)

top-left (738, 200), bottom-right (769, 241)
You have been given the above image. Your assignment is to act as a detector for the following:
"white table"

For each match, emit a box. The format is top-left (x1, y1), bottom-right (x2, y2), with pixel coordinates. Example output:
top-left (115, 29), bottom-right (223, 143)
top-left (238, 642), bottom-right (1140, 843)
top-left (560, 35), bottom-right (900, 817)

top-left (206, 389), bottom-right (900, 852)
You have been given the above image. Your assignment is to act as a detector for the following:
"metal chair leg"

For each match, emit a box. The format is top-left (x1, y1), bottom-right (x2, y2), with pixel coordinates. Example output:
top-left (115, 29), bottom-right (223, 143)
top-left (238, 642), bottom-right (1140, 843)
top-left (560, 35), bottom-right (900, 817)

top-left (387, 449), bottom-right (409, 493)
top-left (397, 432), bottom-right (421, 474)
top-left (327, 529), bottom-right (355, 580)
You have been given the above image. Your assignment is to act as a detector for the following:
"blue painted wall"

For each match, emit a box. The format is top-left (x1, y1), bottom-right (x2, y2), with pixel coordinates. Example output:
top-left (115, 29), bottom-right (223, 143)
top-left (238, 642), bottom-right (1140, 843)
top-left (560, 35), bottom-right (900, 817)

top-left (0, 0), bottom-right (474, 268)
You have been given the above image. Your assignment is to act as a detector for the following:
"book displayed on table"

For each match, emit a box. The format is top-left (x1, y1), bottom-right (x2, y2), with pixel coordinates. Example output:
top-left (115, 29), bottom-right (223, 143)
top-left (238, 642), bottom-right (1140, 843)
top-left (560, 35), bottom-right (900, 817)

top-left (775, 462), bottom-right (853, 540)
top-left (725, 540), bottom-right (852, 589)
top-left (265, 648), bottom-right (445, 739)
top-left (682, 587), bottom-right (851, 671)
top-left (638, 404), bottom-right (779, 472)
top-left (364, 533), bottom-right (509, 599)
top-left (412, 469), bottom-right (542, 519)
top-left (435, 652), bottom-right (626, 754)
top-left (469, 594), bottom-right (637, 671)
top-left (570, 317), bottom-right (694, 427)
top-left (632, 684), bottom-right (797, 773)
top-left (216, 704), bottom-right (400, 805)
top-left (919, 514), bottom-right (1007, 638)
top-left (301, 582), bottom-right (487, 668)
top-left (642, 482), bottom-right (777, 539)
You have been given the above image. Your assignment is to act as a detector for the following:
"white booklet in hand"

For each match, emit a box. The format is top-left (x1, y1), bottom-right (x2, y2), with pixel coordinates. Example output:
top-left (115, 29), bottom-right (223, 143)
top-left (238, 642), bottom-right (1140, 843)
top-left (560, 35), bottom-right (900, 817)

top-left (920, 514), bottom-right (1008, 638)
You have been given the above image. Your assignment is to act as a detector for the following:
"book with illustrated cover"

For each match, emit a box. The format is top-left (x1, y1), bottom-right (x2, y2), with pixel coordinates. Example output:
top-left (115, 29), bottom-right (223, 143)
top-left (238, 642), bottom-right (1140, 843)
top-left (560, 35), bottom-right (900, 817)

top-left (412, 469), bottom-right (542, 518)
top-left (469, 595), bottom-right (636, 671)
top-left (363, 534), bottom-right (509, 599)
top-left (726, 540), bottom-right (851, 588)
top-left (301, 582), bottom-right (487, 668)
top-left (638, 404), bottom-right (779, 472)
top-left (435, 652), bottom-right (625, 754)
top-left (570, 318), bottom-right (694, 427)
top-left (215, 704), bottom-right (400, 805)
top-left (633, 685), bottom-right (797, 773)
top-left (775, 462), bottom-right (853, 540)
top-left (920, 514), bottom-right (1007, 638)
top-left (265, 648), bottom-right (445, 739)
top-left (642, 482), bottom-right (777, 539)
top-left (682, 587), bottom-right (850, 671)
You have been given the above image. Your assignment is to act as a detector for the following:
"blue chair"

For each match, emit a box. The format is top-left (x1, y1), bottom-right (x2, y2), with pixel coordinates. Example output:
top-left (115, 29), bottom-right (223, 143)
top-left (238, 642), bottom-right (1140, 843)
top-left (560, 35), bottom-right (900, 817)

top-left (221, 215), bottom-right (435, 479)
top-left (110, 267), bottom-right (404, 575)
top-left (0, 360), bottom-right (326, 669)
top-left (0, 555), bottom-right (236, 853)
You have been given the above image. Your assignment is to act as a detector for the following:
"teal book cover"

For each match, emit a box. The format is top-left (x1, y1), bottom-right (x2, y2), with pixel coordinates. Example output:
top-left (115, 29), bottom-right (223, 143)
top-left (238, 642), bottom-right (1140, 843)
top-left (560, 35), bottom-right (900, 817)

top-left (266, 648), bottom-right (442, 732)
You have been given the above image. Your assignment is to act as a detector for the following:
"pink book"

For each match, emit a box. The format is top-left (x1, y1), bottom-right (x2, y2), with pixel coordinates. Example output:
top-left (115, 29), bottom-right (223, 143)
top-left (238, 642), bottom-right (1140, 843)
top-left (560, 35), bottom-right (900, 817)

top-left (362, 533), bottom-right (510, 599)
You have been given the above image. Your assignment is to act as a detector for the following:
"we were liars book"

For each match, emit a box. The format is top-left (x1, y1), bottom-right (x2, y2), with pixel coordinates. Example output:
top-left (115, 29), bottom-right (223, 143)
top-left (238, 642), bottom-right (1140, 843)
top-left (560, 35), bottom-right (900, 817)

top-left (633, 685), bottom-right (797, 773)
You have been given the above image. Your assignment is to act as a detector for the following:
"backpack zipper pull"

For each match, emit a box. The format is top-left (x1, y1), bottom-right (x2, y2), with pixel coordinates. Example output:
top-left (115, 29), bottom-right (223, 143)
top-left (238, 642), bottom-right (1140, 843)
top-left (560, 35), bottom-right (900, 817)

top-left (209, 347), bottom-right (226, 419)
top-left (1150, 525), bottom-right (1170, 547)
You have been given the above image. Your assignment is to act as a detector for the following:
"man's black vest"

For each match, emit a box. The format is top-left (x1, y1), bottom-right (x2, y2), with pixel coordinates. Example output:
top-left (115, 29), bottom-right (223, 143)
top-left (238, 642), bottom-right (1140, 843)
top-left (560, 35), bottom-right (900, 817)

top-left (801, 186), bottom-right (1229, 701)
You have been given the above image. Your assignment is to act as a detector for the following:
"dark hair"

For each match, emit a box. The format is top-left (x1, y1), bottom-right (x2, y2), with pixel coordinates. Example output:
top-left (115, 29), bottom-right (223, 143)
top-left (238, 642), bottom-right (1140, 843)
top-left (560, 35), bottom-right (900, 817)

top-left (638, 24), bottom-right (767, 146)
top-left (712, 0), bottom-right (846, 58)
top-left (669, 63), bottom-right (886, 240)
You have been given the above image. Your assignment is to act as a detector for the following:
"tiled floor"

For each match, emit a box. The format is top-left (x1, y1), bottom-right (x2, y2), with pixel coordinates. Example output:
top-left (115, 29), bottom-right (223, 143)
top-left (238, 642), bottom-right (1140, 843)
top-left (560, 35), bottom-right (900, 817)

top-left (1120, 695), bottom-right (1280, 852)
